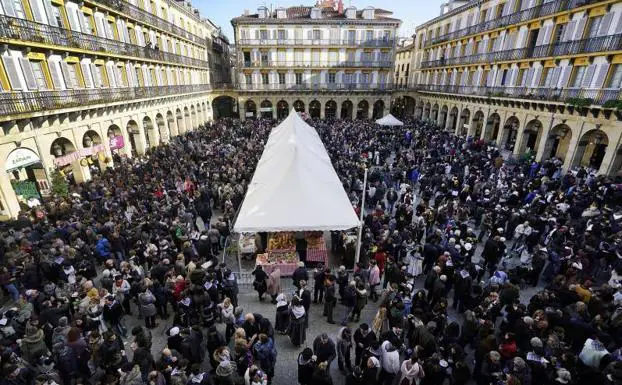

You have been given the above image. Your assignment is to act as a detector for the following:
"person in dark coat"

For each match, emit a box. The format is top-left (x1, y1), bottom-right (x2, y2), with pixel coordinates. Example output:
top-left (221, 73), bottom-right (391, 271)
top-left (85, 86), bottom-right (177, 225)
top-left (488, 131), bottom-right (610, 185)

top-left (292, 263), bottom-right (308, 290)
top-left (354, 323), bottom-right (377, 366)
top-left (179, 327), bottom-right (204, 366)
top-left (324, 275), bottom-right (338, 324)
top-left (297, 347), bottom-right (317, 385)
top-left (251, 265), bottom-right (268, 301)
top-left (313, 265), bottom-right (327, 304)
top-left (274, 294), bottom-right (290, 334)
top-left (167, 326), bottom-right (182, 352)
top-left (103, 295), bottom-right (126, 337)
top-left (313, 333), bottom-right (337, 371)
top-left (311, 362), bottom-right (333, 385)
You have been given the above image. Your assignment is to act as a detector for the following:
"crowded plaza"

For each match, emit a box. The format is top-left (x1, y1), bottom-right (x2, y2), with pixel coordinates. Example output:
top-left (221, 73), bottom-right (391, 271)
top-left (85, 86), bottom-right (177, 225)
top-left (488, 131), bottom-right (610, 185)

top-left (0, 109), bottom-right (621, 385)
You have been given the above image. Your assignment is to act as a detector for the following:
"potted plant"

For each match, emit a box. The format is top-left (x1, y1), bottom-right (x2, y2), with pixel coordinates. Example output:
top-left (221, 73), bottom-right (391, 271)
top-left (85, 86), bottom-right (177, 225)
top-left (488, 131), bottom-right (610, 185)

top-left (603, 100), bottom-right (622, 120)
top-left (566, 97), bottom-right (593, 116)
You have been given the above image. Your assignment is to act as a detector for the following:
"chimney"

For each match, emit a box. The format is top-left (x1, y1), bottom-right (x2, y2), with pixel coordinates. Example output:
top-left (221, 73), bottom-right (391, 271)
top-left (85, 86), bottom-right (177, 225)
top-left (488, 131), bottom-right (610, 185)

top-left (338, 0), bottom-right (343, 14)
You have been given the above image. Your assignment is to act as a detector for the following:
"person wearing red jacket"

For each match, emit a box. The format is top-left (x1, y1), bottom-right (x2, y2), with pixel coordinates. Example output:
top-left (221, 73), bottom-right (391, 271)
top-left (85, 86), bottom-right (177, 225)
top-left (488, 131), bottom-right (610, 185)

top-left (374, 249), bottom-right (387, 276)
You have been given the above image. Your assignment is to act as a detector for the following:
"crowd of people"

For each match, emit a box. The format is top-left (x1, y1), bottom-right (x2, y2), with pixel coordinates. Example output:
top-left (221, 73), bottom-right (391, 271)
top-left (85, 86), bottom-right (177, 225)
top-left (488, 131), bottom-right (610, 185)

top-left (0, 113), bottom-right (621, 385)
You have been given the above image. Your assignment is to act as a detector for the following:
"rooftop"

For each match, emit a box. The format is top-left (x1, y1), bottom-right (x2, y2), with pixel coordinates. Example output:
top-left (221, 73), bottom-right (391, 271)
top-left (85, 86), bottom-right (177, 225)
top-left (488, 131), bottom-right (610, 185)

top-left (231, 4), bottom-right (400, 25)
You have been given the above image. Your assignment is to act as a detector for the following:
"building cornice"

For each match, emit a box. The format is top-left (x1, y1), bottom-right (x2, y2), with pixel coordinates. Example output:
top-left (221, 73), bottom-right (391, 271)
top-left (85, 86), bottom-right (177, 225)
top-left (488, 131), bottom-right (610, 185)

top-left (231, 18), bottom-right (401, 27)
top-left (416, 0), bottom-right (481, 32)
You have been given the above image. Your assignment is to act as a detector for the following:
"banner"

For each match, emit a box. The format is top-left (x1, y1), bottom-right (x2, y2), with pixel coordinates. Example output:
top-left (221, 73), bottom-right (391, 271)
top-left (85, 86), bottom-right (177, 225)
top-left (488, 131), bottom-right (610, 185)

top-left (53, 144), bottom-right (106, 167)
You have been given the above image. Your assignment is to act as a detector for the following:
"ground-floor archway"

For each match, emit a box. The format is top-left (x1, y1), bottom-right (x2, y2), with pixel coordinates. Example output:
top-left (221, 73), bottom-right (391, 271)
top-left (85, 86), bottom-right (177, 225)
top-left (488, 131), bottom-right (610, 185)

top-left (448, 106), bottom-right (459, 132)
top-left (439, 105), bottom-right (448, 128)
top-left (245, 100), bottom-right (257, 119)
top-left (501, 116), bottom-right (520, 151)
top-left (325, 100), bottom-right (337, 119)
top-left (373, 100), bottom-right (385, 120)
top-left (127, 120), bottom-right (143, 156)
top-left (519, 119), bottom-right (543, 155)
top-left (212, 95), bottom-right (237, 119)
top-left (277, 100), bottom-right (289, 119)
top-left (293, 100), bottom-right (305, 113)
top-left (459, 108), bottom-right (471, 136)
top-left (309, 100), bottom-right (321, 119)
top-left (542, 124), bottom-right (572, 162)
top-left (260, 100), bottom-right (273, 119)
top-left (341, 100), bottom-right (353, 120)
top-left (357, 100), bottom-right (369, 120)
top-left (573, 129), bottom-right (609, 170)
top-left (471, 110), bottom-right (485, 138)
top-left (483, 113), bottom-right (501, 142)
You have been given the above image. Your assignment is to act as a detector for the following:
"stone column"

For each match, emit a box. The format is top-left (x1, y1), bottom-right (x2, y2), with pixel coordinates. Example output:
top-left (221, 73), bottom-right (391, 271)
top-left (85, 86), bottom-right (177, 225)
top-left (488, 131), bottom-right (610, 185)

top-left (0, 171), bottom-right (21, 219)
top-left (71, 158), bottom-right (91, 184)
top-left (239, 102), bottom-right (247, 121)
top-left (336, 101), bottom-right (342, 119)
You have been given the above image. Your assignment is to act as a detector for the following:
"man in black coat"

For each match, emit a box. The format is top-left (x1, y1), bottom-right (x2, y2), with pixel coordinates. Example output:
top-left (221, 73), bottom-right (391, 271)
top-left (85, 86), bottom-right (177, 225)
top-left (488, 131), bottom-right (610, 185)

top-left (353, 323), bottom-right (377, 366)
top-left (312, 333), bottom-right (336, 370)
top-left (103, 295), bottom-right (126, 337)
top-left (292, 263), bottom-right (308, 290)
top-left (341, 281), bottom-right (356, 326)
top-left (324, 276), bottom-right (337, 324)
top-left (298, 281), bottom-right (312, 327)
top-left (313, 265), bottom-right (327, 304)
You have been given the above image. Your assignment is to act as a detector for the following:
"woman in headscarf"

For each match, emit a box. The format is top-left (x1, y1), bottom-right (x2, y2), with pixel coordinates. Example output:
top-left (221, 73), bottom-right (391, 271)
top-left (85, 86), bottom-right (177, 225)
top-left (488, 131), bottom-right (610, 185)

top-left (287, 296), bottom-right (306, 347)
top-left (266, 268), bottom-right (281, 304)
top-left (297, 347), bottom-right (317, 385)
top-left (274, 293), bottom-right (290, 335)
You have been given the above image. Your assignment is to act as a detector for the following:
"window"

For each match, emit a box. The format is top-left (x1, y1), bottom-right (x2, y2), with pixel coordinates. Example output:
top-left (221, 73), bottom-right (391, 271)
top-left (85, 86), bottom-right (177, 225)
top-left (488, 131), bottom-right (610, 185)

top-left (571, 66), bottom-right (586, 87)
top-left (542, 67), bottom-right (554, 87)
top-left (517, 68), bottom-right (526, 86)
top-left (587, 16), bottom-right (602, 38)
top-left (365, 30), bottom-right (373, 41)
top-left (500, 69), bottom-right (508, 86)
top-left (313, 29), bottom-right (321, 40)
top-left (261, 73), bottom-right (269, 85)
top-left (328, 73), bottom-right (336, 83)
top-left (245, 73), bottom-right (252, 85)
top-left (295, 73), bottom-right (302, 85)
top-left (277, 30), bottom-right (286, 40)
top-left (552, 24), bottom-right (565, 43)
top-left (344, 73), bottom-right (353, 83)
top-left (82, 13), bottom-right (94, 34)
top-left (11, 0), bottom-right (26, 18)
top-left (360, 73), bottom-right (370, 83)
top-left (30, 61), bottom-right (48, 89)
top-left (383, 30), bottom-right (391, 41)
top-left (278, 73), bottom-right (285, 84)
top-left (260, 51), bottom-right (269, 65)
top-left (347, 30), bottom-right (356, 43)
top-left (362, 51), bottom-right (373, 64)
top-left (607, 64), bottom-right (622, 88)
top-left (260, 30), bottom-right (268, 40)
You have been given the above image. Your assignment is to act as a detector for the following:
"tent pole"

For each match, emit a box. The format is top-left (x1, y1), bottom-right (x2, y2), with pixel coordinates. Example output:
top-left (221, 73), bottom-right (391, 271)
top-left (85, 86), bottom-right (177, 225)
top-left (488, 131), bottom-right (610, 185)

top-left (355, 166), bottom-right (368, 265)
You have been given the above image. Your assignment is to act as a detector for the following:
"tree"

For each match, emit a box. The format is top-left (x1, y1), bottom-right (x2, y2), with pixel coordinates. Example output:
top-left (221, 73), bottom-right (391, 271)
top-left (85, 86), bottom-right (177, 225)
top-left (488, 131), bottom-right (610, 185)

top-left (51, 170), bottom-right (69, 197)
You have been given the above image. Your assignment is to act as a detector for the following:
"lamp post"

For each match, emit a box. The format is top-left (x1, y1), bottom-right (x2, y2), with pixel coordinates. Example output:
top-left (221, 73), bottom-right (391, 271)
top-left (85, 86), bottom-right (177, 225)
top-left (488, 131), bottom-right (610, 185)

top-left (354, 164), bottom-right (368, 265)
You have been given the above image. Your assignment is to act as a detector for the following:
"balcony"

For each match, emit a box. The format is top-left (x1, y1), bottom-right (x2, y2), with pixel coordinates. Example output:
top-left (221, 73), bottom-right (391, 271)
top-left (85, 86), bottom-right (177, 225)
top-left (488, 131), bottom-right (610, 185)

top-left (238, 82), bottom-right (393, 91)
top-left (425, 0), bottom-right (607, 48)
top-left (421, 48), bottom-right (529, 68)
top-left (533, 33), bottom-right (622, 58)
top-left (0, 16), bottom-right (208, 68)
top-left (0, 84), bottom-right (212, 116)
top-left (237, 38), bottom-right (395, 48)
top-left (415, 84), bottom-right (621, 105)
top-left (94, 0), bottom-right (206, 45)
top-left (241, 60), bottom-right (394, 69)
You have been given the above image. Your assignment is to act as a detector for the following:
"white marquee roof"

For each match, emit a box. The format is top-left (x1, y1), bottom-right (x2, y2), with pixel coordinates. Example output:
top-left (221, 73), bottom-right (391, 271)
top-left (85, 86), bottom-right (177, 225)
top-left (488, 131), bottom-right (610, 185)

top-left (375, 114), bottom-right (404, 126)
top-left (233, 111), bottom-right (359, 233)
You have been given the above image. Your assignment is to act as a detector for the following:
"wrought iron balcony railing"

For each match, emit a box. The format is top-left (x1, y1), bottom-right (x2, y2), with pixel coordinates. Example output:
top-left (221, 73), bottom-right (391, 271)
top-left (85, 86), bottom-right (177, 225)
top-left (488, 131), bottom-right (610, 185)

top-left (424, 0), bottom-right (607, 48)
top-left (421, 47), bottom-right (529, 68)
top-left (237, 38), bottom-right (395, 47)
top-left (241, 60), bottom-right (394, 68)
top-left (0, 16), bottom-right (208, 68)
top-left (238, 82), bottom-right (393, 91)
top-left (415, 84), bottom-right (621, 105)
top-left (533, 33), bottom-right (622, 58)
top-left (94, 0), bottom-right (206, 45)
top-left (0, 84), bottom-right (212, 116)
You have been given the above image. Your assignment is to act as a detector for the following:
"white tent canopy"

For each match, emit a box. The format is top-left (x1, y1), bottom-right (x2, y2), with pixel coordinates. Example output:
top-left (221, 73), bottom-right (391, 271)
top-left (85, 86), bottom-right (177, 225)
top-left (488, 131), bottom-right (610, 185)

top-left (233, 110), bottom-right (359, 233)
top-left (375, 114), bottom-right (404, 126)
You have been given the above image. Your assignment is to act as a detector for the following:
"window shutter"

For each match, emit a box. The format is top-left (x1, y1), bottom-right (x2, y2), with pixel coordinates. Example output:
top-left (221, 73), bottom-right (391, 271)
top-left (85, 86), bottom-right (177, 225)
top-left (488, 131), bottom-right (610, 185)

top-left (78, 12), bottom-right (90, 34)
top-left (516, 29), bottom-right (528, 48)
top-left (593, 63), bottom-right (610, 88)
top-left (598, 13), bottom-right (614, 36)
top-left (95, 15), bottom-right (106, 38)
top-left (466, 13), bottom-right (473, 27)
top-left (582, 64), bottom-right (596, 88)
top-left (48, 61), bottom-right (63, 89)
top-left (558, 66), bottom-right (571, 87)
top-left (1, 56), bottom-right (23, 89)
top-left (91, 63), bottom-right (102, 87)
top-left (117, 20), bottom-right (126, 42)
top-left (573, 18), bottom-right (587, 40)
top-left (106, 65), bottom-right (116, 87)
top-left (551, 67), bottom-right (561, 87)
top-left (254, 30), bottom-right (259, 39)
top-left (81, 63), bottom-right (93, 88)
top-left (520, 0), bottom-right (530, 10)
top-left (524, 67), bottom-right (534, 87)
top-left (60, 61), bottom-right (73, 88)
top-left (486, 70), bottom-right (493, 86)
top-left (307, 30), bottom-right (312, 39)
top-left (562, 20), bottom-right (576, 42)
top-left (510, 68), bottom-right (519, 86)
top-left (115, 66), bottom-right (124, 86)
top-left (19, 57), bottom-right (38, 90)
top-left (142, 67), bottom-right (149, 86)
top-left (616, 12), bottom-right (622, 34)
top-left (43, 0), bottom-right (58, 26)
top-left (2, 0), bottom-right (16, 17)
top-left (541, 25), bottom-right (553, 45)
top-left (531, 67), bottom-right (542, 87)
top-left (535, 28), bottom-right (545, 46)
top-left (29, 0), bottom-right (45, 23)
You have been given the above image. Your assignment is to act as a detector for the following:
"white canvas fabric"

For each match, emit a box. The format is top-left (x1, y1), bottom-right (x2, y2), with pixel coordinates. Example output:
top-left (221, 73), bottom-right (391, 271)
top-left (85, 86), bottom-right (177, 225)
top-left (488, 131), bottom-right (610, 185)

top-left (233, 110), bottom-right (359, 233)
top-left (375, 114), bottom-right (404, 126)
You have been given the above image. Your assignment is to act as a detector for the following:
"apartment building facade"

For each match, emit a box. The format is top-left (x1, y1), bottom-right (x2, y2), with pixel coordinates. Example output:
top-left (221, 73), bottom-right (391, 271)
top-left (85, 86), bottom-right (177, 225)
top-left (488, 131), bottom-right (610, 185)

top-left (394, 38), bottom-right (414, 89)
top-left (231, 1), bottom-right (400, 121)
top-left (405, 0), bottom-right (622, 176)
top-left (0, 0), bottom-right (223, 218)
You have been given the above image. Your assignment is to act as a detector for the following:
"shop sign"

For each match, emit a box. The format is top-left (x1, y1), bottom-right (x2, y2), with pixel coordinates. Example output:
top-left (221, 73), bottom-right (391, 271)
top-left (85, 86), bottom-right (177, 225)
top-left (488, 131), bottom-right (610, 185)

top-left (5, 148), bottom-right (41, 172)
top-left (53, 144), bottom-right (106, 167)
top-left (109, 135), bottom-right (125, 150)
top-left (259, 107), bottom-right (272, 112)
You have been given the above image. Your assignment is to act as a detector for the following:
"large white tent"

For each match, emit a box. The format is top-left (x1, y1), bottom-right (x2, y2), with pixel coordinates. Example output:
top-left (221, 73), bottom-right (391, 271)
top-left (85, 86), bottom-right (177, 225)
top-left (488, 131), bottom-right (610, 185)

top-left (233, 110), bottom-right (359, 233)
top-left (376, 114), bottom-right (404, 126)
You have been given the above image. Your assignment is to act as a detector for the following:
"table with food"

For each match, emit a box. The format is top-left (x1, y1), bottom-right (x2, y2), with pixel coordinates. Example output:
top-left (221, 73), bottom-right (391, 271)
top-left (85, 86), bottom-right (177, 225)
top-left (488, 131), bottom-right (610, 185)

top-left (254, 231), bottom-right (328, 275)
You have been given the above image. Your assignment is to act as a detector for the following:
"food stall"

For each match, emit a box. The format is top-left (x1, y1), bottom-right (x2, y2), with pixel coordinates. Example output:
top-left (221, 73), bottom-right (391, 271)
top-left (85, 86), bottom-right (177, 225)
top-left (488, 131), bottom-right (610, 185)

top-left (232, 111), bottom-right (359, 274)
